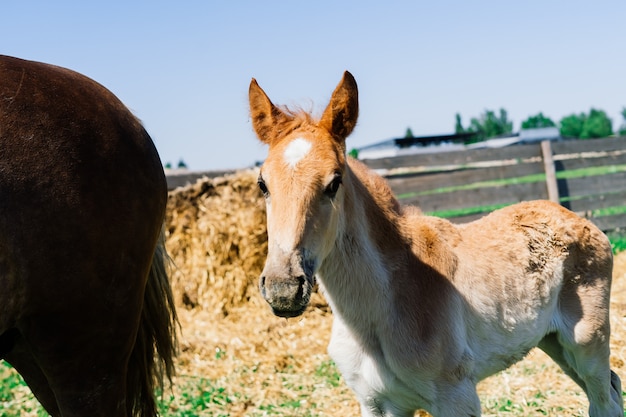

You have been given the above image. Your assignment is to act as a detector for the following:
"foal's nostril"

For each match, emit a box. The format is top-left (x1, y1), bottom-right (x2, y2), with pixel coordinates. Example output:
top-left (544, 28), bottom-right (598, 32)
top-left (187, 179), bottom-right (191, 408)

top-left (295, 276), bottom-right (305, 301)
top-left (259, 275), bottom-right (267, 297)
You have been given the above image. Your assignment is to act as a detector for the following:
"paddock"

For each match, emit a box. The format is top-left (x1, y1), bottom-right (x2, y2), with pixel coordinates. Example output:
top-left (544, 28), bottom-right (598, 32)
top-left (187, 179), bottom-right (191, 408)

top-left (2, 170), bottom-right (625, 416)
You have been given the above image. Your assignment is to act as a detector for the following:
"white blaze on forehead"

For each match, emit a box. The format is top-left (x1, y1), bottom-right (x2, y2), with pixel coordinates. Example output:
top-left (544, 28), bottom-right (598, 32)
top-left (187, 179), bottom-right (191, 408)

top-left (284, 137), bottom-right (312, 167)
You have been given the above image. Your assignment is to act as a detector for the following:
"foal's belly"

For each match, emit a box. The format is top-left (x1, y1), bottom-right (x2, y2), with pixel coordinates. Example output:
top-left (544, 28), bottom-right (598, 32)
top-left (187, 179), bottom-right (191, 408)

top-left (466, 306), bottom-right (557, 380)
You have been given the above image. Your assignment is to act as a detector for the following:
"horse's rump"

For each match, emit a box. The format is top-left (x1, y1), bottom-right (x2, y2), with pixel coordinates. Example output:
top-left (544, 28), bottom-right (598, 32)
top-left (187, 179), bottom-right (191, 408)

top-left (0, 55), bottom-right (177, 416)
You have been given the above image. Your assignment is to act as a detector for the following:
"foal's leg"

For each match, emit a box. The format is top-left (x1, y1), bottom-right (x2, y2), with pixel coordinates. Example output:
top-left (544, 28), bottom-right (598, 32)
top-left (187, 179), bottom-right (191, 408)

top-left (550, 275), bottom-right (623, 416)
top-left (358, 396), bottom-right (415, 417)
top-left (537, 333), bottom-right (623, 415)
top-left (563, 340), bottom-right (623, 417)
top-left (428, 379), bottom-right (482, 417)
top-left (537, 332), bottom-right (586, 389)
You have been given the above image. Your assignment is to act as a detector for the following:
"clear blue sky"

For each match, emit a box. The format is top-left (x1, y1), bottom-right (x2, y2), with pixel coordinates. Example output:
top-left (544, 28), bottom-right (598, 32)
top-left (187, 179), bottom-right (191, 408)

top-left (4, 1), bottom-right (626, 171)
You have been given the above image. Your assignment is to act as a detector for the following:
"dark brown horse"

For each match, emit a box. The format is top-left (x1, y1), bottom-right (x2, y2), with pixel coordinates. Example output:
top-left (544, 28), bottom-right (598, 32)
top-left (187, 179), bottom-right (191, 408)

top-left (0, 55), bottom-right (178, 416)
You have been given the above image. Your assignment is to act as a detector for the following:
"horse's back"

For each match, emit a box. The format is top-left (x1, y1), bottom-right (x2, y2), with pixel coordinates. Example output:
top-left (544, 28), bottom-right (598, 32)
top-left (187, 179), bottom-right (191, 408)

top-left (460, 199), bottom-right (612, 271)
top-left (451, 199), bottom-right (612, 309)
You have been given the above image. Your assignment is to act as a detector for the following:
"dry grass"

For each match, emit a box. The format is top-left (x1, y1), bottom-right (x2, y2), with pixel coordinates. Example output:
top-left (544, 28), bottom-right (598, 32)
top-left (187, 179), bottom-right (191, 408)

top-left (2, 170), bottom-right (625, 416)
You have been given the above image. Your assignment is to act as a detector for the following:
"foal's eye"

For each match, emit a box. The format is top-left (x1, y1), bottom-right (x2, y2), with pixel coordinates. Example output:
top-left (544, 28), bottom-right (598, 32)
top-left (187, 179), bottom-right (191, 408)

top-left (324, 173), bottom-right (342, 198)
top-left (258, 177), bottom-right (269, 197)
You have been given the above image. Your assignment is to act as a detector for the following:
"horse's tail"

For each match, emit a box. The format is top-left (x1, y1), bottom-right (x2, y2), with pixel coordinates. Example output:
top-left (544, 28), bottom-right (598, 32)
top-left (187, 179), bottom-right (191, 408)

top-left (127, 229), bottom-right (179, 416)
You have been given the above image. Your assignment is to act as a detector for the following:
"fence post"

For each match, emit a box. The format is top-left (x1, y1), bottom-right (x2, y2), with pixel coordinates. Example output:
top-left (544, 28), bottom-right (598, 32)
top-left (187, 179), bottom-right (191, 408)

top-left (540, 140), bottom-right (559, 203)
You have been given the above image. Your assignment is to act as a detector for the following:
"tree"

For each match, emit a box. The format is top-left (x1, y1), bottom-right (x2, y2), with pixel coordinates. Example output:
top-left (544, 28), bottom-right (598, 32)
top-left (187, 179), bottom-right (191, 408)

top-left (455, 109), bottom-right (513, 142)
top-left (455, 113), bottom-right (465, 134)
top-left (405, 127), bottom-right (414, 138)
top-left (619, 107), bottom-right (626, 136)
top-left (521, 113), bottom-right (556, 129)
top-left (560, 109), bottom-right (613, 139)
top-left (580, 108), bottom-right (612, 138)
top-left (559, 113), bottom-right (586, 138)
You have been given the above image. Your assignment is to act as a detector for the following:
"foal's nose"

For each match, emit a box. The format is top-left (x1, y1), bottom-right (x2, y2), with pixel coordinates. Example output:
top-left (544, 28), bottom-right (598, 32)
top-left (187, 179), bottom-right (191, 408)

top-left (259, 248), bottom-right (316, 317)
top-left (259, 274), bottom-right (308, 318)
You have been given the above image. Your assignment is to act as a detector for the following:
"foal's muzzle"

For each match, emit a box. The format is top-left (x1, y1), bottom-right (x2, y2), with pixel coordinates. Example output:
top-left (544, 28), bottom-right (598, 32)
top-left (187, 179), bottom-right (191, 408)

top-left (259, 255), bottom-right (316, 318)
top-left (260, 274), bottom-right (315, 317)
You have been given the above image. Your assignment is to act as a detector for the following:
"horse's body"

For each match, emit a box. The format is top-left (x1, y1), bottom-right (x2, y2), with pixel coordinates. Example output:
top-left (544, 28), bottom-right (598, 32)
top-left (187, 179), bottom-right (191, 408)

top-left (0, 55), bottom-right (177, 416)
top-left (249, 72), bottom-right (623, 416)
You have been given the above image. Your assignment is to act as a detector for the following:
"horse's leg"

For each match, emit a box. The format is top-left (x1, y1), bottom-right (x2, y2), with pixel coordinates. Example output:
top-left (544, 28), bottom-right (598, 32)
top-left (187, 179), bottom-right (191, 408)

top-left (549, 276), bottom-right (623, 417)
top-left (537, 332), bottom-right (587, 389)
top-left (563, 340), bottom-right (622, 417)
top-left (18, 307), bottom-right (140, 417)
top-left (537, 333), bottom-right (623, 415)
top-left (4, 342), bottom-right (61, 416)
top-left (428, 379), bottom-right (481, 417)
top-left (355, 396), bottom-right (414, 417)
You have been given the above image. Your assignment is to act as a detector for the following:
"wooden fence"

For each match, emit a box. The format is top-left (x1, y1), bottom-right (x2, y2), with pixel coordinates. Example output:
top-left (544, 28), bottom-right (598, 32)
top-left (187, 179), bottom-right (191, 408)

top-left (165, 136), bottom-right (626, 234)
top-left (362, 136), bottom-right (626, 234)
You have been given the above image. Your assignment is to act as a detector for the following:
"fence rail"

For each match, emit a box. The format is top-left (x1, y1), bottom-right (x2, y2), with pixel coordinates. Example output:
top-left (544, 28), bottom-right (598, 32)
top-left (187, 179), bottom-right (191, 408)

top-left (361, 136), bottom-right (626, 233)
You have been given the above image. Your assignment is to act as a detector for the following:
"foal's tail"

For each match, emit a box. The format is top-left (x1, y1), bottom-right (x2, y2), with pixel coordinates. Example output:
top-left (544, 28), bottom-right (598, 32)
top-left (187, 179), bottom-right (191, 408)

top-left (128, 229), bottom-right (179, 417)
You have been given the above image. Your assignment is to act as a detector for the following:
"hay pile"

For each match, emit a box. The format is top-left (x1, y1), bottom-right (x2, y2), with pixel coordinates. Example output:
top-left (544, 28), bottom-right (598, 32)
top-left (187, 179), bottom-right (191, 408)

top-left (165, 170), bottom-right (269, 316)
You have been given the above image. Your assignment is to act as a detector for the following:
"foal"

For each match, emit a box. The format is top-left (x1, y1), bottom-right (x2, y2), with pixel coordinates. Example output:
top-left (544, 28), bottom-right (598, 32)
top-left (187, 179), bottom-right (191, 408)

top-left (249, 71), bottom-right (623, 417)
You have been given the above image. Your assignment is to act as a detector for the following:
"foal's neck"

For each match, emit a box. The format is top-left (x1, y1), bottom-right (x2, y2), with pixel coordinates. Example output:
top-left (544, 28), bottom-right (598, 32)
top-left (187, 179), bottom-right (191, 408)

top-left (318, 160), bottom-right (404, 323)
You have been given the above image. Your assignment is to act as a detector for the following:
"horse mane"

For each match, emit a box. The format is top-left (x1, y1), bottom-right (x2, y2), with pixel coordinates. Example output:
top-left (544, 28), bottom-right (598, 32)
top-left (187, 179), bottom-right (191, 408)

top-left (347, 157), bottom-right (403, 217)
top-left (252, 103), bottom-right (323, 146)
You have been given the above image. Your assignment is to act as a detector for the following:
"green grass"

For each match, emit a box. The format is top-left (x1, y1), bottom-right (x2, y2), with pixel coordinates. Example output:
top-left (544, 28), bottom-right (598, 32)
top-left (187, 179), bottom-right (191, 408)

top-left (3, 358), bottom-right (625, 416)
top-left (482, 393), bottom-right (571, 416)
top-left (157, 376), bottom-right (237, 417)
top-left (0, 358), bottom-right (346, 417)
top-left (314, 360), bottom-right (342, 388)
top-left (608, 232), bottom-right (626, 254)
top-left (0, 361), bottom-right (47, 417)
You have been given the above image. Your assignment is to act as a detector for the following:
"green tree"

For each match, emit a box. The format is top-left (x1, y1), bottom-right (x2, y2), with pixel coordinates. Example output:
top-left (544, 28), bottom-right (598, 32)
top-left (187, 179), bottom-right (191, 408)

top-left (618, 107), bottom-right (626, 136)
top-left (521, 112), bottom-right (556, 129)
top-left (455, 113), bottom-right (465, 134)
top-left (580, 108), bottom-right (612, 138)
top-left (559, 113), bottom-right (586, 138)
top-left (405, 127), bottom-right (414, 138)
top-left (456, 109), bottom-right (513, 142)
top-left (560, 109), bottom-right (613, 139)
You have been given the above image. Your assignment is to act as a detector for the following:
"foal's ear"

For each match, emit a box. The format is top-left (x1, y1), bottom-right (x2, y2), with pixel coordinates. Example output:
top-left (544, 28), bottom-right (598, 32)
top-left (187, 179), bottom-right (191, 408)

top-left (319, 71), bottom-right (359, 141)
top-left (249, 78), bottom-right (292, 145)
